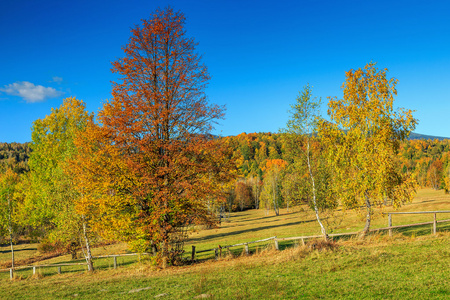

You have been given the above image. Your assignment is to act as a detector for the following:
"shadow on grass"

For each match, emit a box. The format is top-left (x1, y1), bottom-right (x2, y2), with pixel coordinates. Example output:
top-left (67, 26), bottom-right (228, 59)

top-left (0, 247), bottom-right (37, 254)
top-left (219, 215), bottom-right (306, 231)
top-left (412, 199), bottom-right (441, 204)
top-left (395, 222), bottom-right (450, 236)
top-left (189, 219), bottom-right (318, 244)
top-left (228, 211), bottom-right (300, 223)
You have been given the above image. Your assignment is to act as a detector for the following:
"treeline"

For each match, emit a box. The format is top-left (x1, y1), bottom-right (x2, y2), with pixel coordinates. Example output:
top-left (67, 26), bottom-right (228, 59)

top-left (222, 134), bottom-right (450, 213)
top-left (0, 143), bottom-right (30, 174)
top-left (3, 135), bottom-right (449, 216)
top-left (398, 139), bottom-right (450, 191)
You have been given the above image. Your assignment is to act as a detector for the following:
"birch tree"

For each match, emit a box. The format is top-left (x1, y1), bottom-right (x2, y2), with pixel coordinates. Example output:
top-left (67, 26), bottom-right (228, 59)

top-left (283, 85), bottom-right (332, 240)
top-left (261, 159), bottom-right (286, 216)
top-left (319, 63), bottom-right (417, 237)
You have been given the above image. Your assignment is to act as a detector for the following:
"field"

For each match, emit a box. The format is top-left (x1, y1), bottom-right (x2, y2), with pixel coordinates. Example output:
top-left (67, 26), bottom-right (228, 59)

top-left (0, 188), bottom-right (449, 299)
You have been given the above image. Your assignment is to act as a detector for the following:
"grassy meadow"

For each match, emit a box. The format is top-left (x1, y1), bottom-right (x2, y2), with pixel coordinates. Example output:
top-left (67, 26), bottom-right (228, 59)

top-left (0, 188), bottom-right (449, 299)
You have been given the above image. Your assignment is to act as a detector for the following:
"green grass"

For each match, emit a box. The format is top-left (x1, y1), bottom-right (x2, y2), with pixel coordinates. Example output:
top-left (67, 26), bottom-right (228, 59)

top-left (185, 188), bottom-right (450, 259)
top-left (0, 188), bottom-right (449, 299)
top-left (1, 233), bottom-right (449, 299)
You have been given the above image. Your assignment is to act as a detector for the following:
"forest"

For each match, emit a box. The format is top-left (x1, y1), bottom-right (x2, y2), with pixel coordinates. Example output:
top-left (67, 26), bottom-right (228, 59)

top-left (2, 134), bottom-right (449, 215)
top-left (221, 133), bottom-right (450, 212)
top-left (0, 142), bottom-right (30, 174)
top-left (0, 7), bottom-right (449, 272)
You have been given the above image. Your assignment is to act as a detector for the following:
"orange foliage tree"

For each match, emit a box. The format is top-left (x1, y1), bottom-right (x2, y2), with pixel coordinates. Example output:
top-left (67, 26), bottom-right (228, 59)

top-left (427, 159), bottom-right (443, 190)
top-left (235, 181), bottom-right (254, 211)
top-left (71, 7), bottom-right (231, 266)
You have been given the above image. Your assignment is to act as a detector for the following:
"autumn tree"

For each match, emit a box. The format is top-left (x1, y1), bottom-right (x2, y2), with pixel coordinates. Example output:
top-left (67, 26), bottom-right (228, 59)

top-left (0, 169), bottom-right (20, 269)
top-left (248, 175), bottom-right (262, 209)
top-left (282, 85), bottom-right (334, 240)
top-left (235, 180), bottom-right (254, 211)
top-left (72, 7), bottom-right (229, 266)
top-left (427, 159), bottom-right (443, 190)
top-left (319, 63), bottom-right (417, 237)
top-left (261, 159), bottom-right (287, 216)
top-left (20, 97), bottom-right (95, 270)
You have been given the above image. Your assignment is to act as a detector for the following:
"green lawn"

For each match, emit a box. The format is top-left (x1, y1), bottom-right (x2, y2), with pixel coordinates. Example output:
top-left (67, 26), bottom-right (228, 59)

top-left (1, 233), bottom-right (449, 299)
top-left (0, 188), bottom-right (449, 299)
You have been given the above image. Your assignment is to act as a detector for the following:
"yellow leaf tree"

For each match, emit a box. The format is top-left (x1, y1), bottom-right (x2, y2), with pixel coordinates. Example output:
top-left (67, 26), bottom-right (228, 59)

top-left (21, 97), bottom-right (95, 271)
top-left (261, 159), bottom-right (287, 216)
top-left (319, 63), bottom-right (417, 237)
top-left (0, 169), bottom-right (20, 269)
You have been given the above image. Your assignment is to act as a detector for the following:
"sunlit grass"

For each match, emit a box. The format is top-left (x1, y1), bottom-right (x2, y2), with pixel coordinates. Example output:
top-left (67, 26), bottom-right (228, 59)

top-left (0, 188), bottom-right (449, 298)
top-left (1, 233), bottom-right (449, 299)
top-left (185, 188), bottom-right (450, 259)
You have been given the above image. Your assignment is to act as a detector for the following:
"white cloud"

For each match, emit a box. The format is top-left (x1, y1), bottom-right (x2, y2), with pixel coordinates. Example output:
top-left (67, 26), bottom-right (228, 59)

top-left (0, 81), bottom-right (64, 103)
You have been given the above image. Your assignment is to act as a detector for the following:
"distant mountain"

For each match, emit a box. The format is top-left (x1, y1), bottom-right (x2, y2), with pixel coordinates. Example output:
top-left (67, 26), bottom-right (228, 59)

top-left (408, 132), bottom-right (449, 140)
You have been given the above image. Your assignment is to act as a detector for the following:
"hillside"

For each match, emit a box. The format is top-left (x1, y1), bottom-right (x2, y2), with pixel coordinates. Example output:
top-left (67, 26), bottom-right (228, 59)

top-left (0, 142), bottom-right (30, 173)
top-left (409, 132), bottom-right (449, 140)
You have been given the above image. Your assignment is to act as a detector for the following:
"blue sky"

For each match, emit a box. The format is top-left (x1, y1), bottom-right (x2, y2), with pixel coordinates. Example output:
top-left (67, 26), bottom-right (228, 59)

top-left (1, 0), bottom-right (449, 143)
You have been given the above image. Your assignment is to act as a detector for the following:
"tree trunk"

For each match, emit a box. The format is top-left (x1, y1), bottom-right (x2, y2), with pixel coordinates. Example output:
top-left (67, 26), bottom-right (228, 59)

top-left (361, 192), bottom-right (371, 238)
top-left (255, 182), bottom-right (259, 209)
top-left (254, 178), bottom-right (261, 209)
top-left (306, 138), bottom-right (328, 241)
top-left (272, 177), bottom-right (279, 216)
top-left (7, 194), bottom-right (14, 270)
top-left (82, 216), bottom-right (94, 272)
top-left (161, 238), bottom-right (169, 268)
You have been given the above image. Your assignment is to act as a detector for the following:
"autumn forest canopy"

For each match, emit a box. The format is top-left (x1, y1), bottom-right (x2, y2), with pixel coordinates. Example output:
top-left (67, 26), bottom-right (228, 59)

top-left (1, 7), bottom-right (449, 269)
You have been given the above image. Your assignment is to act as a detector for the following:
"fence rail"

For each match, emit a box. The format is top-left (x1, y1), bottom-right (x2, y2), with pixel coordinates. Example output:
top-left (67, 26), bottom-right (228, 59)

top-left (1, 252), bottom-right (149, 279)
top-left (3, 210), bottom-right (450, 279)
top-left (382, 210), bottom-right (450, 214)
top-left (383, 210), bottom-right (450, 236)
top-left (191, 210), bottom-right (450, 260)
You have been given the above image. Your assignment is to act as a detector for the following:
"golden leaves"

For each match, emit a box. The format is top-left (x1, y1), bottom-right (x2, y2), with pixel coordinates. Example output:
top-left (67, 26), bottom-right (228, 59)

top-left (320, 62), bottom-right (418, 211)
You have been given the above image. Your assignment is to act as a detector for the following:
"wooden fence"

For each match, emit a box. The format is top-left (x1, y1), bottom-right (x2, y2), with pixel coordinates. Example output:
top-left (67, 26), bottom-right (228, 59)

top-left (191, 210), bottom-right (450, 260)
top-left (1, 252), bottom-right (150, 279)
top-left (2, 210), bottom-right (450, 279)
top-left (382, 210), bottom-right (450, 236)
top-left (190, 231), bottom-right (367, 261)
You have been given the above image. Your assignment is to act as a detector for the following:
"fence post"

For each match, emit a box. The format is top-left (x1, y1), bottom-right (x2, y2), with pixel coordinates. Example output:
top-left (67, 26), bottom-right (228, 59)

top-left (57, 266), bottom-right (61, 274)
top-left (113, 256), bottom-right (117, 269)
top-left (214, 248), bottom-right (218, 260)
top-left (245, 243), bottom-right (249, 255)
top-left (33, 266), bottom-right (36, 275)
top-left (10, 268), bottom-right (13, 280)
top-left (388, 213), bottom-right (392, 237)
top-left (191, 246), bottom-right (196, 261)
top-left (274, 237), bottom-right (279, 250)
top-left (433, 213), bottom-right (437, 234)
